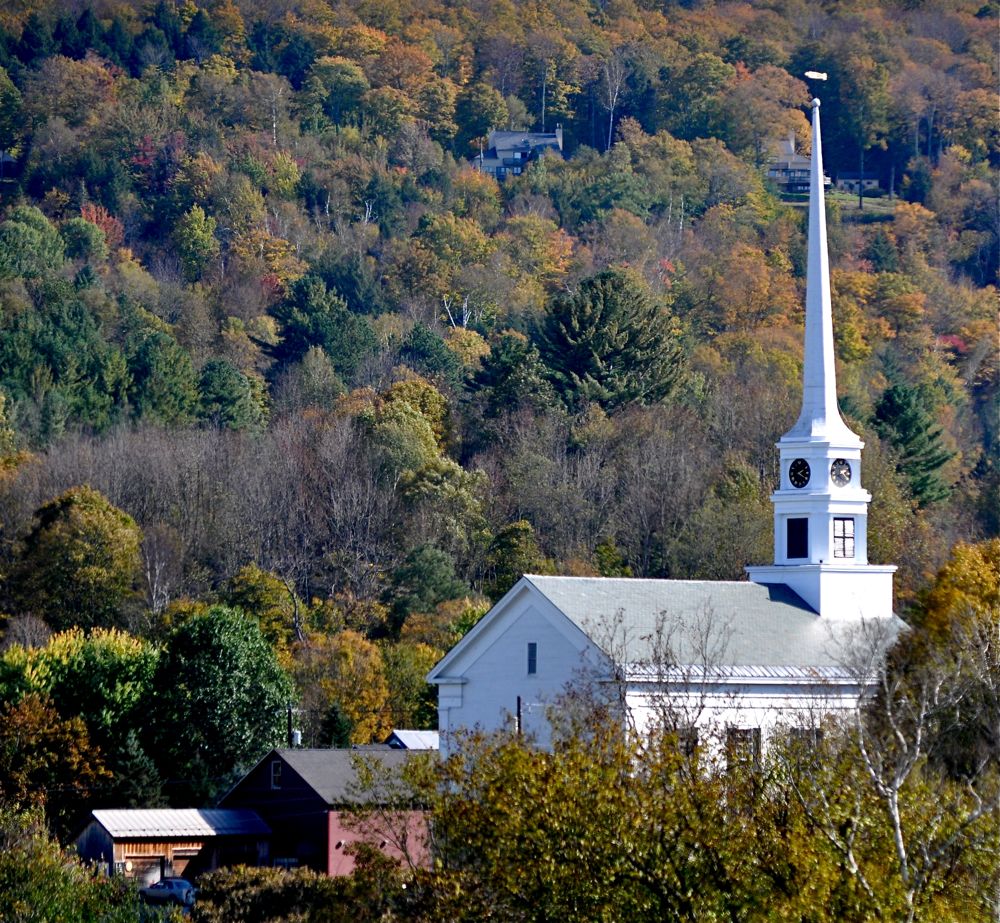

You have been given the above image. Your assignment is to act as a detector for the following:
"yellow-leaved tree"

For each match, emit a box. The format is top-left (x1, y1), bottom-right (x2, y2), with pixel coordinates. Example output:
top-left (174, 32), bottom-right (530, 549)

top-left (9, 486), bottom-right (143, 633)
top-left (289, 630), bottom-right (391, 746)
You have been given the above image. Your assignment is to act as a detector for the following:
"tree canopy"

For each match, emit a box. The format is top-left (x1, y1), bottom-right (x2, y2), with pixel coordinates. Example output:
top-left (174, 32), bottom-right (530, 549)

top-left (540, 268), bottom-right (685, 412)
top-left (8, 486), bottom-right (142, 632)
top-left (150, 606), bottom-right (293, 803)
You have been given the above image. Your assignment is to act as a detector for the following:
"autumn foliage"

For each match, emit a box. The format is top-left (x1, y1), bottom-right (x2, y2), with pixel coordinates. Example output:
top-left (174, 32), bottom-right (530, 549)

top-left (0, 5), bottom-right (994, 907)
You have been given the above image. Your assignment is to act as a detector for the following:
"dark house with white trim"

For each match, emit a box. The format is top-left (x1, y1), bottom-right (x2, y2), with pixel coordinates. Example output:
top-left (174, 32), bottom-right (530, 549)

top-left (471, 127), bottom-right (564, 179)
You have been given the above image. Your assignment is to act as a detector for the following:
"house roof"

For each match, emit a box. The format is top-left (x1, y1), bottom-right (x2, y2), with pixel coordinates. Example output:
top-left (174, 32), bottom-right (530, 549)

top-left (386, 730), bottom-right (440, 750)
top-left (91, 808), bottom-right (270, 839)
top-left (428, 575), bottom-right (901, 685)
top-left (275, 748), bottom-right (419, 805)
top-left (522, 575), bottom-right (898, 675)
top-left (488, 130), bottom-right (562, 149)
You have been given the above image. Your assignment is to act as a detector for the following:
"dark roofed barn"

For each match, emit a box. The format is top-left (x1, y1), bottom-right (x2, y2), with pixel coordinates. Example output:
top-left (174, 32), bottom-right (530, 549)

top-left (220, 748), bottom-right (430, 875)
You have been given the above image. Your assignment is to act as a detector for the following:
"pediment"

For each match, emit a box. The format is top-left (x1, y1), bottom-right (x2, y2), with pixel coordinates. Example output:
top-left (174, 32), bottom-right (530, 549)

top-left (426, 578), bottom-right (600, 683)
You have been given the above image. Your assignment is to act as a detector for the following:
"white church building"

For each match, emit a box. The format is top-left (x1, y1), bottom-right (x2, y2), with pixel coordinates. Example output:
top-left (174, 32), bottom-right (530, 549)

top-left (428, 99), bottom-right (901, 755)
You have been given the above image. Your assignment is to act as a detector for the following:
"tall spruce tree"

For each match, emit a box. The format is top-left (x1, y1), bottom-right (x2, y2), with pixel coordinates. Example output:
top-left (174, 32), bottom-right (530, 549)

top-left (470, 333), bottom-right (556, 419)
top-left (269, 275), bottom-right (376, 379)
top-left (874, 382), bottom-right (954, 507)
top-left (539, 268), bottom-right (684, 413)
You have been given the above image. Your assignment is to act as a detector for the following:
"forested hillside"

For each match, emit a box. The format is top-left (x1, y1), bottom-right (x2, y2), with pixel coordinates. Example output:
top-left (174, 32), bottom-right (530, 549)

top-left (0, 0), bottom-right (996, 818)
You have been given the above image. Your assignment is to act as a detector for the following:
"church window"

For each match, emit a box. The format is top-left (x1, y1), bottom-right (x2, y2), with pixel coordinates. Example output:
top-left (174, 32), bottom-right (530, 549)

top-left (677, 726), bottom-right (698, 757)
top-left (726, 727), bottom-right (761, 771)
top-left (527, 642), bottom-right (537, 675)
top-left (787, 518), bottom-right (808, 559)
top-left (789, 727), bottom-right (823, 748)
top-left (833, 518), bottom-right (855, 558)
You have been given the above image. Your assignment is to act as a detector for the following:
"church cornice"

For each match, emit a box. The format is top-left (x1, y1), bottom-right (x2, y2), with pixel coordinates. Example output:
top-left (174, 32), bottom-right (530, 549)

top-left (777, 435), bottom-right (864, 451)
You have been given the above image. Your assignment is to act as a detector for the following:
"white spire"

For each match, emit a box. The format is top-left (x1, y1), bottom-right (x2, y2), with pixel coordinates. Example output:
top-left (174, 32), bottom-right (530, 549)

top-left (784, 99), bottom-right (860, 446)
top-left (747, 94), bottom-right (896, 620)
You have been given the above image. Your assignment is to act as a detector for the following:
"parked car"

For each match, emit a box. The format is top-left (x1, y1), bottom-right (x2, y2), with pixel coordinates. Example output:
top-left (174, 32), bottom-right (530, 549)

top-left (139, 877), bottom-right (195, 906)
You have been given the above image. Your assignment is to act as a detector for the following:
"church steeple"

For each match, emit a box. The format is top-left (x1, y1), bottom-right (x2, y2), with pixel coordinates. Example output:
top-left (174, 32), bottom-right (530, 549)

top-left (786, 99), bottom-right (860, 446)
top-left (746, 95), bottom-right (895, 621)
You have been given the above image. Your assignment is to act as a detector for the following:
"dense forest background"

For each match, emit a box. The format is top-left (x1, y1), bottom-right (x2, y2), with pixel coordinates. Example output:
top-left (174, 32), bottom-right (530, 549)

top-left (0, 0), bottom-right (995, 821)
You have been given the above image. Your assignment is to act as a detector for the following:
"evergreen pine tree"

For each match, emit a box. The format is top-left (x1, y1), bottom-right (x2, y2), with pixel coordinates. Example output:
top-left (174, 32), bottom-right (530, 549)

top-left (539, 268), bottom-right (684, 412)
top-left (874, 382), bottom-right (954, 507)
top-left (400, 323), bottom-right (462, 387)
top-left (16, 14), bottom-right (54, 64)
top-left (198, 359), bottom-right (266, 431)
top-left (319, 703), bottom-right (353, 749)
top-left (103, 18), bottom-right (134, 68)
top-left (270, 275), bottom-right (376, 380)
top-left (108, 731), bottom-right (166, 808)
top-left (470, 333), bottom-right (556, 419)
top-left (863, 228), bottom-right (899, 272)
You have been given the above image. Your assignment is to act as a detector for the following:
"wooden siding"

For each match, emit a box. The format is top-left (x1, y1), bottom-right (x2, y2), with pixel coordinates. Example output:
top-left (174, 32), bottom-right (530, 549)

top-left (76, 822), bottom-right (267, 882)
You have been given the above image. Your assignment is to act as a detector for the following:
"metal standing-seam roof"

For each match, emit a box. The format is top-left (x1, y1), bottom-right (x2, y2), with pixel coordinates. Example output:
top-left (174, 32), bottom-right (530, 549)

top-left (386, 729), bottom-right (440, 750)
top-left (523, 575), bottom-right (900, 676)
top-left (92, 808), bottom-right (270, 839)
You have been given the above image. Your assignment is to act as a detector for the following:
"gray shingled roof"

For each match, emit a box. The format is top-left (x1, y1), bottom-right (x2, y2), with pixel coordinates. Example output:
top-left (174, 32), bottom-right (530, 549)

top-left (489, 130), bottom-right (560, 147)
top-left (524, 576), bottom-right (896, 675)
top-left (278, 749), bottom-right (417, 805)
top-left (92, 809), bottom-right (269, 838)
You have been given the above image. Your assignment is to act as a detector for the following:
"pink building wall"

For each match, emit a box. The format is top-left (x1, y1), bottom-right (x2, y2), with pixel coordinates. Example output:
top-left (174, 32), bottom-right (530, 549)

top-left (326, 810), bottom-right (430, 876)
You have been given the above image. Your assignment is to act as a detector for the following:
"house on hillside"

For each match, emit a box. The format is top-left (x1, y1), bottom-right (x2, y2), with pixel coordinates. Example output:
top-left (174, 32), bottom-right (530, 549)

top-left (75, 809), bottom-right (270, 884)
top-left (219, 748), bottom-right (429, 875)
top-left (767, 132), bottom-right (830, 194)
top-left (430, 98), bottom-right (901, 758)
top-left (835, 171), bottom-right (881, 195)
top-left (471, 126), bottom-right (564, 179)
top-left (0, 150), bottom-right (16, 178)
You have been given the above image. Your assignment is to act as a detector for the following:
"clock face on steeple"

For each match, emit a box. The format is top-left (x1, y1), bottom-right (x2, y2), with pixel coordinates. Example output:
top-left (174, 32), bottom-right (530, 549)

top-left (789, 458), bottom-right (811, 488)
top-left (830, 458), bottom-right (852, 487)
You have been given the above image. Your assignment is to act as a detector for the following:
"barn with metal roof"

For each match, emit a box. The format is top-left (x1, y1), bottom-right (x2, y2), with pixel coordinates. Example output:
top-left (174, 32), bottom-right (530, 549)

top-left (75, 808), bottom-right (270, 883)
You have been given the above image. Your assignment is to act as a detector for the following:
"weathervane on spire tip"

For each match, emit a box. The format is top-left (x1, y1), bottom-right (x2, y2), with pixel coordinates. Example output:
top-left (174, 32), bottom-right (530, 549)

top-left (805, 72), bottom-right (826, 108)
